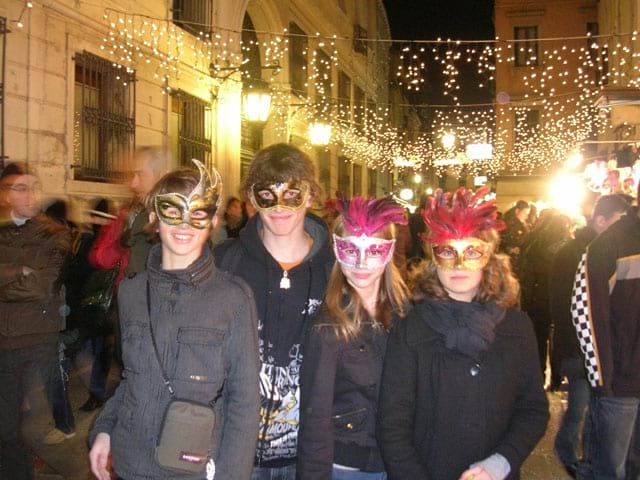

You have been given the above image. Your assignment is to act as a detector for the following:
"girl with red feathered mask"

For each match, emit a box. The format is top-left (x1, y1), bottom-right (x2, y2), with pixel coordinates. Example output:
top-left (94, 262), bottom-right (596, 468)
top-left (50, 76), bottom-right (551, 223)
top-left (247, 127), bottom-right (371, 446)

top-left (297, 196), bottom-right (410, 480)
top-left (377, 187), bottom-right (549, 480)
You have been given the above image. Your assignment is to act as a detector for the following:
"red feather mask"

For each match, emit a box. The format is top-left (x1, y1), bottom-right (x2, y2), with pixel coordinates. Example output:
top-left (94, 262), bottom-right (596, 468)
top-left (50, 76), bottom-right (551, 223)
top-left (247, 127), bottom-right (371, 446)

top-left (422, 187), bottom-right (505, 244)
top-left (337, 195), bottom-right (407, 236)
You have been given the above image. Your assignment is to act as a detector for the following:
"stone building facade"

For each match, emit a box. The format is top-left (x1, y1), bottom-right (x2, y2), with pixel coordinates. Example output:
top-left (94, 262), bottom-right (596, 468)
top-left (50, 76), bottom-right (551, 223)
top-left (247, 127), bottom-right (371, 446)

top-left (0, 0), bottom-right (393, 216)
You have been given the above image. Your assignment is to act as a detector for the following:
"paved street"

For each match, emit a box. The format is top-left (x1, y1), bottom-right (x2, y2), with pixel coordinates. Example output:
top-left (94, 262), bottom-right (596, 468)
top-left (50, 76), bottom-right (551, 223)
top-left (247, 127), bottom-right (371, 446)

top-left (24, 358), bottom-right (574, 479)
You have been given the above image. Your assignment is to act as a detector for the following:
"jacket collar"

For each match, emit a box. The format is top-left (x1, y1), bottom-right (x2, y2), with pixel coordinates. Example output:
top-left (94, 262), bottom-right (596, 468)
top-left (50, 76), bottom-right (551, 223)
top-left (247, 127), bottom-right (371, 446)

top-left (146, 243), bottom-right (214, 286)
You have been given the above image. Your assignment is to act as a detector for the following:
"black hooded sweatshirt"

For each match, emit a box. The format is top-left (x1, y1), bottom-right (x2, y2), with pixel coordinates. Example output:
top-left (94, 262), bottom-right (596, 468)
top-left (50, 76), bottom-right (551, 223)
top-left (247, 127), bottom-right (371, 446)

top-left (214, 213), bottom-right (334, 468)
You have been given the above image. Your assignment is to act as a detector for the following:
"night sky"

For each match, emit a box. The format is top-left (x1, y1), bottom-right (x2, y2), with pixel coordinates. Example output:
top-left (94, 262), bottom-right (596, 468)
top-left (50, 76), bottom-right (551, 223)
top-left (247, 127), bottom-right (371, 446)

top-left (383, 0), bottom-right (495, 106)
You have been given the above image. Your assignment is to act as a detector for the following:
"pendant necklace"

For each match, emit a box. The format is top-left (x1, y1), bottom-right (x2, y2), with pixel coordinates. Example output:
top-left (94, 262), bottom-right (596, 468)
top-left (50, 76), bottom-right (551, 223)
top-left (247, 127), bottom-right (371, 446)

top-left (280, 270), bottom-right (291, 290)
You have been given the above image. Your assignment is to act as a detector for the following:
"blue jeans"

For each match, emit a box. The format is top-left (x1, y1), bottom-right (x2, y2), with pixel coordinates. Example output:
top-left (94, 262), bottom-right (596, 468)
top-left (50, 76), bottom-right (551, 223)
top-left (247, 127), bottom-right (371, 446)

top-left (555, 374), bottom-right (591, 466)
top-left (579, 396), bottom-right (640, 480)
top-left (332, 467), bottom-right (387, 479)
top-left (87, 335), bottom-right (112, 400)
top-left (49, 344), bottom-right (76, 434)
top-left (251, 464), bottom-right (296, 480)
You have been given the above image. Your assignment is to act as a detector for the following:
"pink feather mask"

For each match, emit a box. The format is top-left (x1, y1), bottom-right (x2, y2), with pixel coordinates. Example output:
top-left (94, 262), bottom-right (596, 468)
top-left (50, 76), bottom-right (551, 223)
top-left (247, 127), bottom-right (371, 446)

top-left (333, 196), bottom-right (407, 270)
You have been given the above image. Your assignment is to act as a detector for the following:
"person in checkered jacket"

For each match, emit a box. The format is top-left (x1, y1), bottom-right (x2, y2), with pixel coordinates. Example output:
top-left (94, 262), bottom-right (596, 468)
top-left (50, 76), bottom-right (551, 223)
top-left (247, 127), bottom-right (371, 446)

top-left (570, 193), bottom-right (640, 480)
top-left (551, 195), bottom-right (629, 478)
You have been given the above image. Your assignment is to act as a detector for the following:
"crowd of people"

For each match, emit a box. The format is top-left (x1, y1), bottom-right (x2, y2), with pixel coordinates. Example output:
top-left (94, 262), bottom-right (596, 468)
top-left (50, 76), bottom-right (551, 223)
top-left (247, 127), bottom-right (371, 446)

top-left (0, 142), bottom-right (639, 480)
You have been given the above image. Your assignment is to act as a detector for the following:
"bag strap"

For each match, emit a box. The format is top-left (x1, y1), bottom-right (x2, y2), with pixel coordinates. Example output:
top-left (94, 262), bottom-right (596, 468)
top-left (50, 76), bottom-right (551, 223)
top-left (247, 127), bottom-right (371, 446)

top-left (146, 280), bottom-right (175, 396)
top-left (146, 279), bottom-right (225, 405)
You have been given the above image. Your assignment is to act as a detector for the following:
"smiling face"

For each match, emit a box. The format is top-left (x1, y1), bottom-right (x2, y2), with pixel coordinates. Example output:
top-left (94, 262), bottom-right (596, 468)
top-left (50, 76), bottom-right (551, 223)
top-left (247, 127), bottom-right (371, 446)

top-left (152, 211), bottom-right (215, 270)
top-left (251, 180), bottom-right (312, 238)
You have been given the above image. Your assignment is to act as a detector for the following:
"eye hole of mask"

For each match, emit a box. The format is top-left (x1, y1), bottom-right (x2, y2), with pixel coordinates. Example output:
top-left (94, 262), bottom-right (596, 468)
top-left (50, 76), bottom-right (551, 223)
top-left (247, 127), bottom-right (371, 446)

top-left (160, 203), bottom-right (183, 219)
top-left (257, 190), bottom-right (276, 201)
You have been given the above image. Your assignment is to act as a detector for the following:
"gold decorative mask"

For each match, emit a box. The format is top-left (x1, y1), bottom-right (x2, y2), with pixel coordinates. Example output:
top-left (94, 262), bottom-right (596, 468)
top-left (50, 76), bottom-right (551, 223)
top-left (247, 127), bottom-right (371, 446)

top-left (250, 180), bottom-right (310, 212)
top-left (431, 237), bottom-right (492, 271)
top-left (154, 159), bottom-right (222, 229)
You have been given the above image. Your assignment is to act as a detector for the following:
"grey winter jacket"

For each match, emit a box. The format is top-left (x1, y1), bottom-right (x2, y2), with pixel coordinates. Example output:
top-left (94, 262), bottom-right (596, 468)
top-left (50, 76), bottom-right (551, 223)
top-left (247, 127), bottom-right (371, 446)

top-left (90, 245), bottom-right (260, 479)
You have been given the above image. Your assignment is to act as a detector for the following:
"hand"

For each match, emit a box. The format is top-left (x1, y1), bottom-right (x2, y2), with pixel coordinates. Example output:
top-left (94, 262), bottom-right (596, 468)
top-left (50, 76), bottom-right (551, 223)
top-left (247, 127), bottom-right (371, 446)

top-left (459, 466), bottom-right (494, 480)
top-left (89, 433), bottom-right (112, 480)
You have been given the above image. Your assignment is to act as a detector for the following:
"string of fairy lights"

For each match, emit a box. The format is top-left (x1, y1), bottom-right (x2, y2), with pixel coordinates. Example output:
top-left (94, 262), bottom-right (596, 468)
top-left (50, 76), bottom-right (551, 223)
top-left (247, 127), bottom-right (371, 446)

top-left (12, 1), bottom-right (640, 176)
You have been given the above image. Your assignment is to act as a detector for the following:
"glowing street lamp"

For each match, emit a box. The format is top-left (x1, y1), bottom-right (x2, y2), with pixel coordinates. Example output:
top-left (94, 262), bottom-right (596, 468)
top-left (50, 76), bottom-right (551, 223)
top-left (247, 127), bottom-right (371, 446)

top-left (441, 132), bottom-right (456, 151)
top-left (425, 187), bottom-right (434, 195)
top-left (242, 84), bottom-right (272, 123)
top-left (309, 121), bottom-right (332, 146)
top-left (399, 188), bottom-right (414, 201)
top-left (413, 173), bottom-right (422, 184)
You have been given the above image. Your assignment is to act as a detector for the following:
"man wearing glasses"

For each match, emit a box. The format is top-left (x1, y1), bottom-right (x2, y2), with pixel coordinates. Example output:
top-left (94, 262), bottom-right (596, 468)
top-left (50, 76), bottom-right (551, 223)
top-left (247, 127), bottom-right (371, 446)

top-left (0, 162), bottom-right (71, 479)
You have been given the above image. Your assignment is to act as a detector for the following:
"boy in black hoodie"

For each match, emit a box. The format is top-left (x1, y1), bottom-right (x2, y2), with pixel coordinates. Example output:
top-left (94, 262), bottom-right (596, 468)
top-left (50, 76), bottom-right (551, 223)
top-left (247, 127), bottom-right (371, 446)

top-left (214, 144), bottom-right (333, 479)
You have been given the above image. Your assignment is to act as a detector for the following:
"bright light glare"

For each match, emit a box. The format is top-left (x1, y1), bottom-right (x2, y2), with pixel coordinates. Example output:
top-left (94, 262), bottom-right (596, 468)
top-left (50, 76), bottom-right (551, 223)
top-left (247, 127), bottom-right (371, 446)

top-left (549, 174), bottom-right (585, 215)
top-left (441, 132), bottom-right (456, 150)
top-left (466, 143), bottom-right (493, 160)
top-left (413, 174), bottom-right (422, 184)
top-left (399, 188), bottom-right (414, 201)
top-left (308, 122), bottom-right (332, 146)
top-left (565, 151), bottom-right (584, 170)
top-left (425, 187), bottom-right (434, 195)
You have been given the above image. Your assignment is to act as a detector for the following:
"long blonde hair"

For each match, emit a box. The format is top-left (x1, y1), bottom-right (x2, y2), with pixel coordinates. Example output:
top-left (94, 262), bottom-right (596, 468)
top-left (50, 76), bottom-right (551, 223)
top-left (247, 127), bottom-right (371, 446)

top-left (323, 218), bottom-right (409, 341)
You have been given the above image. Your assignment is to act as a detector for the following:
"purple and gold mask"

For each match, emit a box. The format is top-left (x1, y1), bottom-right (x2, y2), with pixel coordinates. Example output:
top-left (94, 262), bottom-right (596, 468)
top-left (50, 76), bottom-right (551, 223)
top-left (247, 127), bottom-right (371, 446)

top-left (250, 180), bottom-right (310, 212)
top-left (154, 159), bottom-right (222, 229)
top-left (431, 237), bottom-right (492, 271)
top-left (333, 234), bottom-right (396, 270)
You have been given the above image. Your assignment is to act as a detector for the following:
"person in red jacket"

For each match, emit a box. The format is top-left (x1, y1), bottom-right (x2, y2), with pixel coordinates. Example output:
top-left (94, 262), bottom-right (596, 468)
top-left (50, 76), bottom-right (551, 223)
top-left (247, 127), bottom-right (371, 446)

top-left (82, 147), bottom-right (170, 411)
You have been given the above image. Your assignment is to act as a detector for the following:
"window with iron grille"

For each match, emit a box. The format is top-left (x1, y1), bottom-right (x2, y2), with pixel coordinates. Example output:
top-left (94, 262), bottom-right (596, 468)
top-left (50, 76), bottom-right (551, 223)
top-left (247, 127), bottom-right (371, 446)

top-left (289, 22), bottom-right (308, 96)
top-left (170, 90), bottom-right (212, 167)
top-left (353, 164), bottom-right (362, 196)
top-left (514, 26), bottom-right (538, 67)
top-left (73, 51), bottom-right (135, 182)
top-left (353, 25), bottom-right (368, 55)
top-left (353, 85), bottom-right (365, 129)
top-left (338, 156), bottom-right (350, 195)
top-left (338, 70), bottom-right (351, 121)
top-left (173, 0), bottom-right (213, 37)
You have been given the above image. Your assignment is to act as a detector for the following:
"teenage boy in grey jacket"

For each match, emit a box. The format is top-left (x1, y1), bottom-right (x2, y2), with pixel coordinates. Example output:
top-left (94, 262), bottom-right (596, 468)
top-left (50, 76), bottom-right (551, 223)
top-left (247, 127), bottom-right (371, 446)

top-left (89, 162), bottom-right (260, 480)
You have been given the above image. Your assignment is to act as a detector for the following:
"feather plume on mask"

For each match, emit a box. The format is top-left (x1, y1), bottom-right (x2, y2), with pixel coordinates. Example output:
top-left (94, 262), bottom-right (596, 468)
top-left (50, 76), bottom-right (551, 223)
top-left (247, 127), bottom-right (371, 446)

top-left (422, 187), bottom-right (505, 244)
top-left (337, 195), bottom-right (408, 237)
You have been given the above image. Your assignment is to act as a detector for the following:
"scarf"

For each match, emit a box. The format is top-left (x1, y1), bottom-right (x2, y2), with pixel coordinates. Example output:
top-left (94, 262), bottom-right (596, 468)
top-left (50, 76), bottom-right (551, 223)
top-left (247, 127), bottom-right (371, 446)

top-left (422, 298), bottom-right (506, 360)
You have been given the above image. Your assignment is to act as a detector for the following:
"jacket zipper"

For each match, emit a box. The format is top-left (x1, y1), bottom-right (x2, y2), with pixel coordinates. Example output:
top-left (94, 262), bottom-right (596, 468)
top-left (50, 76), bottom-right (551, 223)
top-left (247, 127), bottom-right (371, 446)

top-left (332, 407), bottom-right (367, 420)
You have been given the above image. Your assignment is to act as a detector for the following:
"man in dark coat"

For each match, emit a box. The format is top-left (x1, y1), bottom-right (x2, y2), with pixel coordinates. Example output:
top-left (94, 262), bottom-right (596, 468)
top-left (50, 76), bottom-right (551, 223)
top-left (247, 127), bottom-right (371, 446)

top-left (500, 200), bottom-right (530, 274)
top-left (0, 163), bottom-right (71, 479)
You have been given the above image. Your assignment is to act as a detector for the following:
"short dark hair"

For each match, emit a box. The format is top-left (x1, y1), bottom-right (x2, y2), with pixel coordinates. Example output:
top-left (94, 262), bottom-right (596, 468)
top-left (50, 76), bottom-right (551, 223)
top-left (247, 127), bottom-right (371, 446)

top-left (240, 143), bottom-right (321, 200)
top-left (0, 162), bottom-right (32, 181)
top-left (592, 194), bottom-right (630, 220)
top-left (515, 200), bottom-right (529, 211)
